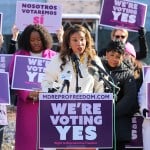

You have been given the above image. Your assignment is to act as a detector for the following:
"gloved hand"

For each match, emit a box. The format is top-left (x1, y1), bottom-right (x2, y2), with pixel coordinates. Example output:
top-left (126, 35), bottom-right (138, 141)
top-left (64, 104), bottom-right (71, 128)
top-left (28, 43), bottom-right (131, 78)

top-left (142, 108), bottom-right (149, 118)
top-left (138, 27), bottom-right (145, 36)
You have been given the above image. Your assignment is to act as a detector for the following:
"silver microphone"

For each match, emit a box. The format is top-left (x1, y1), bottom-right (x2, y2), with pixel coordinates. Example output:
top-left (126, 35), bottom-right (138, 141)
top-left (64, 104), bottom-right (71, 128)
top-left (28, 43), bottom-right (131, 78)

top-left (89, 61), bottom-right (120, 94)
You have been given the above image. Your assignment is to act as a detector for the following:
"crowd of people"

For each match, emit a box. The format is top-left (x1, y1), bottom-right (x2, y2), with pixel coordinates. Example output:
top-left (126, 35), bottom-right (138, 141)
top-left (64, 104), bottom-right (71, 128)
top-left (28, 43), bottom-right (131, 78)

top-left (0, 22), bottom-right (149, 150)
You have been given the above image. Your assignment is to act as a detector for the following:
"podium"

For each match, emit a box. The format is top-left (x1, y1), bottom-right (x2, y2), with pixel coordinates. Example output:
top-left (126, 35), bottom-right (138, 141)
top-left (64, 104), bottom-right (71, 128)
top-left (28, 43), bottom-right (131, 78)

top-left (39, 93), bottom-right (113, 149)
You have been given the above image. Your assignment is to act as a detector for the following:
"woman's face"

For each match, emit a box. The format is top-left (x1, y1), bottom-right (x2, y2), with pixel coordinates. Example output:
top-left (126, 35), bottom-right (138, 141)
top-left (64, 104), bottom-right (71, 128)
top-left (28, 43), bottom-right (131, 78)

top-left (106, 51), bottom-right (124, 68)
top-left (30, 31), bottom-right (43, 53)
top-left (124, 52), bottom-right (136, 63)
top-left (0, 34), bottom-right (4, 47)
top-left (69, 31), bottom-right (86, 55)
top-left (112, 30), bottom-right (127, 43)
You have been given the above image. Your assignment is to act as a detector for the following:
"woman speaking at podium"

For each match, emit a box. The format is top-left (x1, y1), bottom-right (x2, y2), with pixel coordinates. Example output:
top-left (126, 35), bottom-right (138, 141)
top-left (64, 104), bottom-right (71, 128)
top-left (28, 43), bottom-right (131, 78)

top-left (42, 24), bottom-right (105, 150)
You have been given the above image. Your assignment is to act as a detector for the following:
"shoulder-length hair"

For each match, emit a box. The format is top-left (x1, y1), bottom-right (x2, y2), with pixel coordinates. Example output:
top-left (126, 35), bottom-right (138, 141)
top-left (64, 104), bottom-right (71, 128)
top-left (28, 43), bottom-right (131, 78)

top-left (60, 24), bottom-right (96, 71)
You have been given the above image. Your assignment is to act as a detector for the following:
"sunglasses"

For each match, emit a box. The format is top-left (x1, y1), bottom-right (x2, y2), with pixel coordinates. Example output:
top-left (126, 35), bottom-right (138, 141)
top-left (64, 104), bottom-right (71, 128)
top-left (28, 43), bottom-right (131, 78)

top-left (115, 35), bottom-right (126, 39)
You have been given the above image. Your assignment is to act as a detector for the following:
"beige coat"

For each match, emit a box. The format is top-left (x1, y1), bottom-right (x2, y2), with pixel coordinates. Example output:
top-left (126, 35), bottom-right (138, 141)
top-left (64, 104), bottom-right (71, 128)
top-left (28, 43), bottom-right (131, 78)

top-left (42, 53), bottom-right (104, 93)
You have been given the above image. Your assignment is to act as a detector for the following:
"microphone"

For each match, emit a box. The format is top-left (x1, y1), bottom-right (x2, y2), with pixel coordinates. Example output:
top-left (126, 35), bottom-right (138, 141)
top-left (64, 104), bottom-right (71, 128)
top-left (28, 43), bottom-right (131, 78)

top-left (48, 81), bottom-right (60, 93)
top-left (91, 60), bottom-right (108, 77)
top-left (90, 60), bottom-right (120, 94)
top-left (71, 53), bottom-right (83, 78)
top-left (60, 71), bottom-right (72, 93)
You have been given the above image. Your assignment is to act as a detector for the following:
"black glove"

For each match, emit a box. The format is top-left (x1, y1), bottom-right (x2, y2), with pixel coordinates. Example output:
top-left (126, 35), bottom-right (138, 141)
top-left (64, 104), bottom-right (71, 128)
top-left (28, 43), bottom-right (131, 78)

top-left (138, 27), bottom-right (145, 36)
top-left (142, 108), bottom-right (149, 118)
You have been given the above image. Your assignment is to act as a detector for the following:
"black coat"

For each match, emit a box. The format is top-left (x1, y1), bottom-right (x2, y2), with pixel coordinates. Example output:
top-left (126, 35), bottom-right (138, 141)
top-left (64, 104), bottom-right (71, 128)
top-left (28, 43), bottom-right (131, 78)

top-left (101, 59), bottom-right (138, 142)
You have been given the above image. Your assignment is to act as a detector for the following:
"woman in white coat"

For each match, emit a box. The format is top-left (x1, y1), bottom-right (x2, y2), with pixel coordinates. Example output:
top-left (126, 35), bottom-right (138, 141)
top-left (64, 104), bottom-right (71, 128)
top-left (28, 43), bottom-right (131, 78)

top-left (138, 67), bottom-right (150, 150)
top-left (42, 24), bottom-right (105, 150)
top-left (42, 24), bottom-right (104, 94)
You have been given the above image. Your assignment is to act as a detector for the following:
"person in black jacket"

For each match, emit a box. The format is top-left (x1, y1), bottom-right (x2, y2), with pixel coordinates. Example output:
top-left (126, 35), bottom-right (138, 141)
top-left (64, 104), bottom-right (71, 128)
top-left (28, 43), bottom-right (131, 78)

top-left (8, 24), bottom-right (19, 54)
top-left (101, 40), bottom-right (138, 150)
top-left (0, 25), bottom-right (19, 54)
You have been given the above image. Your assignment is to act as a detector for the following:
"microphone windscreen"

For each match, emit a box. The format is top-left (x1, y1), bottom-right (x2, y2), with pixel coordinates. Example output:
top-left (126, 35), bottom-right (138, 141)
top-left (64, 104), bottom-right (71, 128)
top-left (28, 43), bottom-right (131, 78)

top-left (71, 53), bottom-right (79, 61)
top-left (88, 66), bottom-right (96, 76)
top-left (91, 60), bottom-right (97, 66)
top-left (88, 66), bottom-right (99, 81)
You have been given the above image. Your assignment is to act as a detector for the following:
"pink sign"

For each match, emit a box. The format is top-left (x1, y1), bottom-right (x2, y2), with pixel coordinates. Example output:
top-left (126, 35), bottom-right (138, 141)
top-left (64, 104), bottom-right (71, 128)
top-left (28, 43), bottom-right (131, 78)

top-left (15, 1), bottom-right (62, 33)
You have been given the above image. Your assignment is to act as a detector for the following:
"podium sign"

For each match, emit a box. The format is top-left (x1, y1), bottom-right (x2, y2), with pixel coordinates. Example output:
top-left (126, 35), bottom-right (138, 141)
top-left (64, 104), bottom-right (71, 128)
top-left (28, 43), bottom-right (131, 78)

top-left (39, 93), bottom-right (113, 149)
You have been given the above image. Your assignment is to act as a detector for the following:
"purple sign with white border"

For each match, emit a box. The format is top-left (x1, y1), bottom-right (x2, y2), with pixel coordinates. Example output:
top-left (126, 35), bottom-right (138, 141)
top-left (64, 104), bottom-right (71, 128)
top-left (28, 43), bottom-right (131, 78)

top-left (0, 72), bottom-right (10, 104)
top-left (99, 0), bottom-right (147, 31)
top-left (11, 55), bottom-right (50, 91)
top-left (126, 115), bottom-right (143, 148)
top-left (146, 82), bottom-right (150, 118)
top-left (0, 54), bottom-right (13, 72)
top-left (15, 1), bottom-right (62, 33)
top-left (39, 93), bottom-right (113, 149)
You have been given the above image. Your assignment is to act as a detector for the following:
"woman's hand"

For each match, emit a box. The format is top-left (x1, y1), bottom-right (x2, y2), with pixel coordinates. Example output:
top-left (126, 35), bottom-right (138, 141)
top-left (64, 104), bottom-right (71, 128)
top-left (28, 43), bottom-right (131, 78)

top-left (28, 90), bottom-right (39, 102)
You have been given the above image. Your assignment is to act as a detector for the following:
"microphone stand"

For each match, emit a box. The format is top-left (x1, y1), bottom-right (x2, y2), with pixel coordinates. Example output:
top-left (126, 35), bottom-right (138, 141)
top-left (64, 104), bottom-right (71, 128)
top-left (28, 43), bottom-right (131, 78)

top-left (98, 71), bottom-right (120, 95)
top-left (60, 80), bottom-right (70, 93)
top-left (71, 53), bottom-right (83, 93)
top-left (98, 72), bottom-right (117, 150)
top-left (91, 60), bottom-right (120, 98)
top-left (74, 63), bottom-right (81, 93)
top-left (91, 60), bottom-right (117, 150)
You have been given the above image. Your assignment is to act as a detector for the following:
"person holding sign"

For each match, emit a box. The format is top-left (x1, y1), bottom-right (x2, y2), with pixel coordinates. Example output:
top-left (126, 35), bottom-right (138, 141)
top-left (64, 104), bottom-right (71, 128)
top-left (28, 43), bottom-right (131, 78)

top-left (0, 24), bottom-right (19, 54)
top-left (0, 37), bottom-right (8, 150)
top-left (101, 40), bottom-right (138, 150)
top-left (9, 24), bottom-right (57, 150)
top-left (8, 24), bottom-right (19, 54)
top-left (98, 27), bottom-right (148, 60)
top-left (111, 27), bottom-right (148, 60)
top-left (138, 68), bottom-right (150, 150)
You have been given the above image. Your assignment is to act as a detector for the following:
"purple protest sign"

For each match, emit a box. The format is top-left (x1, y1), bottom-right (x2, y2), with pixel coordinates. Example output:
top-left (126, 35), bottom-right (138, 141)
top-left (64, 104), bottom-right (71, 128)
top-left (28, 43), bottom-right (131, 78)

top-left (15, 1), bottom-right (62, 33)
top-left (146, 83), bottom-right (150, 118)
top-left (11, 55), bottom-right (50, 91)
top-left (142, 66), bottom-right (150, 118)
top-left (99, 0), bottom-right (147, 31)
top-left (0, 72), bottom-right (10, 104)
top-left (0, 54), bottom-right (13, 72)
top-left (126, 115), bottom-right (143, 148)
top-left (143, 66), bottom-right (150, 77)
top-left (39, 93), bottom-right (113, 149)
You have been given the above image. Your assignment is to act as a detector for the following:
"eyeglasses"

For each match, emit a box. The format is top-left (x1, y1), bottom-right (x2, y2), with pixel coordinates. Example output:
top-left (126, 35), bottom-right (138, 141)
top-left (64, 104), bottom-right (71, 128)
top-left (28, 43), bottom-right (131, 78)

top-left (115, 35), bottom-right (126, 39)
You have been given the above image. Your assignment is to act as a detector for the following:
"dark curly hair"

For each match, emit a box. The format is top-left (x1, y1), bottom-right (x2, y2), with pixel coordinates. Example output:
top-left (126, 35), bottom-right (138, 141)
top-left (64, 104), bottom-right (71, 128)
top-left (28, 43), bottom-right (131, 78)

top-left (60, 24), bottom-right (96, 71)
top-left (106, 40), bottom-right (125, 54)
top-left (18, 24), bottom-right (53, 51)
